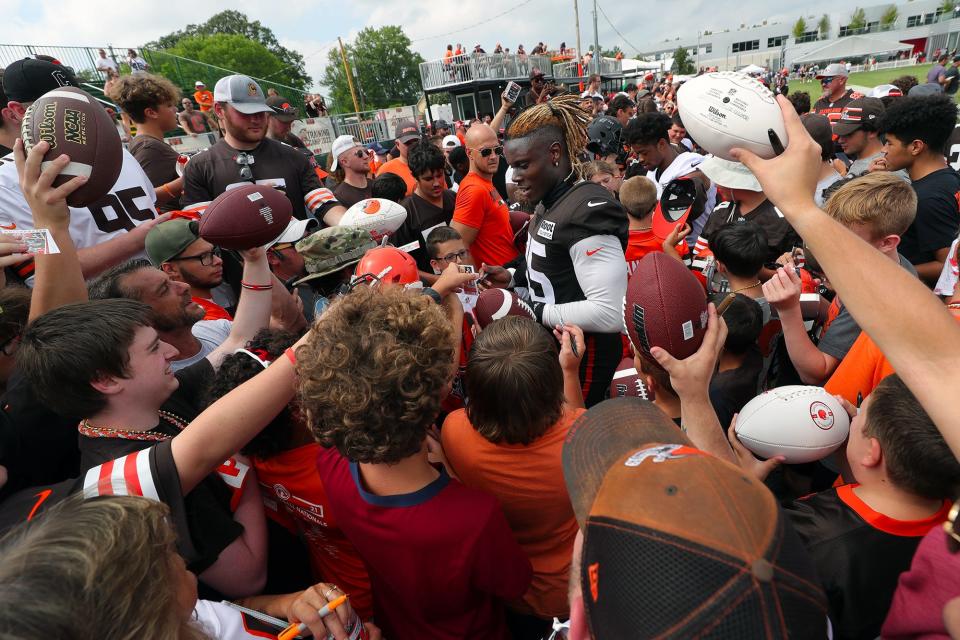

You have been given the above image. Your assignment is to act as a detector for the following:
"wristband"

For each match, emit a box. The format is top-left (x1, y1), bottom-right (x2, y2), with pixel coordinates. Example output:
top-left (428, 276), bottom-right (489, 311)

top-left (421, 287), bottom-right (442, 305)
top-left (241, 281), bottom-right (273, 291)
top-left (284, 347), bottom-right (297, 366)
top-left (159, 183), bottom-right (176, 199)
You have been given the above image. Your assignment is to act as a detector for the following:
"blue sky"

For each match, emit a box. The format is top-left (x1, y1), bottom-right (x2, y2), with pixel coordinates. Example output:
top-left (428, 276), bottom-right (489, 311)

top-left (1, 0), bottom-right (869, 91)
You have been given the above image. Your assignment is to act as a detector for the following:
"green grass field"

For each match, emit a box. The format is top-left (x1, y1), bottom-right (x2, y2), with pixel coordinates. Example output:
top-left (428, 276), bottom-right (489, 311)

top-left (791, 63), bottom-right (960, 103)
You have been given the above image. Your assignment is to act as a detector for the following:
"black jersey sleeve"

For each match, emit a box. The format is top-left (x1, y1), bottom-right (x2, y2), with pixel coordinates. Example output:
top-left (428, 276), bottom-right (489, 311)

top-left (552, 183), bottom-right (629, 249)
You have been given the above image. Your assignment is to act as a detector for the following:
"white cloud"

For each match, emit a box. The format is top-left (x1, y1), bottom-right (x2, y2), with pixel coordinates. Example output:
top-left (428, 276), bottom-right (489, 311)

top-left (2, 0), bottom-right (869, 94)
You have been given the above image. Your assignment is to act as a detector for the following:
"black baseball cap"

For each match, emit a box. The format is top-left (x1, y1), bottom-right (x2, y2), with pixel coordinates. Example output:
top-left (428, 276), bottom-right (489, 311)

top-left (833, 97), bottom-right (885, 136)
top-left (2, 58), bottom-right (78, 103)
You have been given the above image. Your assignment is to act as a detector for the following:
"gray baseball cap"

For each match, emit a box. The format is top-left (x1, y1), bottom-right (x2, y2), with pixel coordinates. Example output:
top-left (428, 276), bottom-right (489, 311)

top-left (213, 75), bottom-right (273, 115)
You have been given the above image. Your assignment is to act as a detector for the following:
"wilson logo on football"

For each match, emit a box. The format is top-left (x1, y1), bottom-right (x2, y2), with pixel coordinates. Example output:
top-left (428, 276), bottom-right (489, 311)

top-left (363, 199), bottom-right (382, 215)
top-left (809, 401), bottom-right (835, 430)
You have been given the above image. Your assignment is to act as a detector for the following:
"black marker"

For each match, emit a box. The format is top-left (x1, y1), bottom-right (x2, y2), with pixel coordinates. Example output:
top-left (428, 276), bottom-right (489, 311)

top-left (768, 129), bottom-right (785, 156)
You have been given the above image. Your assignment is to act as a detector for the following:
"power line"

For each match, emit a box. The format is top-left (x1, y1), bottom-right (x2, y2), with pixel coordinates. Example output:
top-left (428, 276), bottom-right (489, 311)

top-left (409, 0), bottom-right (539, 43)
top-left (596, 2), bottom-right (641, 54)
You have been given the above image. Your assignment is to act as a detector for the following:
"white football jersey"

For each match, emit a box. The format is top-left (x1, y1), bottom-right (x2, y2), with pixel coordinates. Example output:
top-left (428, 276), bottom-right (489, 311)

top-left (0, 147), bottom-right (158, 252)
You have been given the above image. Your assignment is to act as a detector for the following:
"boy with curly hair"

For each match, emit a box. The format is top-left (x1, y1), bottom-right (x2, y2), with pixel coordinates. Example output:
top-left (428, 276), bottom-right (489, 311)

top-left (877, 94), bottom-right (960, 284)
top-left (298, 285), bottom-right (532, 640)
top-left (106, 73), bottom-right (184, 212)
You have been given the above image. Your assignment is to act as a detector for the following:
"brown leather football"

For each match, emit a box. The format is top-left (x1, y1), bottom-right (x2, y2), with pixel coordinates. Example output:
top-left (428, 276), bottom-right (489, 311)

top-left (20, 86), bottom-right (123, 208)
top-left (623, 253), bottom-right (708, 368)
top-left (198, 184), bottom-right (293, 249)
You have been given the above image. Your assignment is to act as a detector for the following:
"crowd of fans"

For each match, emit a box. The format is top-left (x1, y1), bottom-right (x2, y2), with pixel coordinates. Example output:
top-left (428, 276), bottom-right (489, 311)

top-left (0, 48), bottom-right (959, 640)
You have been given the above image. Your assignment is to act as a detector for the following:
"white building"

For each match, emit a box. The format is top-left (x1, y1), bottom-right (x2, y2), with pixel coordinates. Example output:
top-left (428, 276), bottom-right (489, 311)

top-left (638, 0), bottom-right (960, 71)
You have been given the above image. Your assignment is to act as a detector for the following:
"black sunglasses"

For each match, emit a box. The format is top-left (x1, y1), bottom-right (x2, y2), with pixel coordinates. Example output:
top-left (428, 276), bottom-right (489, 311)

top-left (236, 152), bottom-right (254, 180)
top-left (475, 145), bottom-right (503, 158)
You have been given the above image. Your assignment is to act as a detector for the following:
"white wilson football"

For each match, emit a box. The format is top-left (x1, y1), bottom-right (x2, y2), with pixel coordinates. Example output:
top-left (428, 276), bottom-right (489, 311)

top-left (339, 198), bottom-right (407, 241)
top-left (677, 72), bottom-right (788, 161)
top-left (734, 385), bottom-right (849, 464)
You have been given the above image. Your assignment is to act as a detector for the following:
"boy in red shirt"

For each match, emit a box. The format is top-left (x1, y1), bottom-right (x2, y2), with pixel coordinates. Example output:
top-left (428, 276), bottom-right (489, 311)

top-left (299, 285), bottom-right (532, 640)
top-left (619, 176), bottom-right (689, 276)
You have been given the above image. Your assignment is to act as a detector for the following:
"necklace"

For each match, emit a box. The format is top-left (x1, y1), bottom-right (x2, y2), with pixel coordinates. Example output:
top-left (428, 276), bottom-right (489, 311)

top-left (730, 281), bottom-right (762, 294)
top-left (78, 410), bottom-right (189, 441)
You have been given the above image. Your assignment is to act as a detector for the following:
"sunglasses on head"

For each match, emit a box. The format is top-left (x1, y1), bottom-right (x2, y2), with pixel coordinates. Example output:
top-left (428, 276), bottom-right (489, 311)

top-left (236, 152), bottom-right (254, 180)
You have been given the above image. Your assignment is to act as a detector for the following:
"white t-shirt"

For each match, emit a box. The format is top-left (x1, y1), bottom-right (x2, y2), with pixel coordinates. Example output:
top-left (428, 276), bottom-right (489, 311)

top-left (96, 57), bottom-right (118, 73)
top-left (0, 148), bottom-right (158, 281)
top-left (171, 319), bottom-right (232, 371)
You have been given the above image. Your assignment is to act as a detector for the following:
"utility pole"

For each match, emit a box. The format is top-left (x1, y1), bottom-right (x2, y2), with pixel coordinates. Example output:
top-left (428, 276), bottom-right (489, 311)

top-left (573, 0), bottom-right (583, 64)
top-left (338, 37), bottom-right (361, 113)
top-left (697, 31), bottom-right (701, 71)
top-left (592, 0), bottom-right (601, 75)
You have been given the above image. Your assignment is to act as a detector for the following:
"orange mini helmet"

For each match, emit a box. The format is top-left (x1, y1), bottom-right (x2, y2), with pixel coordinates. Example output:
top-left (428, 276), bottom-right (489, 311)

top-left (353, 246), bottom-right (420, 287)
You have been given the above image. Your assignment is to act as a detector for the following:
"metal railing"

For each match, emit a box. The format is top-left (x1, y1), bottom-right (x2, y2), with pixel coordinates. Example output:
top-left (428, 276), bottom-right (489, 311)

top-left (419, 53), bottom-right (553, 90)
top-left (552, 57), bottom-right (622, 79)
top-left (0, 44), bottom-right (311, 113)
top-left (836, 23), bottom-right (899, 38)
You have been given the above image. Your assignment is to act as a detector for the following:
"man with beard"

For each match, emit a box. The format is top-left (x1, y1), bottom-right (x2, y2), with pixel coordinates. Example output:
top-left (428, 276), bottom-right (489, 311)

top-left (500, 94), bottom-right (628, 406)
top-left (182, 75), bottom-right (345, 226)
top-left (146, 218), bottom-right (232, 321)
top-left (330, 135), bottom-right (373, 208)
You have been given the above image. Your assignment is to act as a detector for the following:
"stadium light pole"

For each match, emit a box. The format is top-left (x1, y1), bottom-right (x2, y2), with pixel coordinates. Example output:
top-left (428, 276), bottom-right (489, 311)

top-left (592, 0), bottom-right (601, 74)
top-left (574, 0), bottom-right (583, 65)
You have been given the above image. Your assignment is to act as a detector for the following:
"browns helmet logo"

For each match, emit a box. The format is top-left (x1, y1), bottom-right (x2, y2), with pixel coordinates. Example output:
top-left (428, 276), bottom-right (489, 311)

top-left (623, 444), bottom-right (704, 467)
top-left (809, 401), bottom-right (835, 430)
top-left (363, 199), bottom-right (382, 215)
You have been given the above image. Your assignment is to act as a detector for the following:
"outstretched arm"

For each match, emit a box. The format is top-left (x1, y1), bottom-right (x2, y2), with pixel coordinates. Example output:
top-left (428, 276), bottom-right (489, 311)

top-left (732, 95), bottom-right (960, 455)
top-left (172, 331), bottom-right (309, 493)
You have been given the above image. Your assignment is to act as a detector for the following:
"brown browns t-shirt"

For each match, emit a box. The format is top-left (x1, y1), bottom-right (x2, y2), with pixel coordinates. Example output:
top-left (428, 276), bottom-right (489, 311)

top-left (333, 181), bottom-right (372, 210)
top-left (128, 135), bottom-right (180, 211)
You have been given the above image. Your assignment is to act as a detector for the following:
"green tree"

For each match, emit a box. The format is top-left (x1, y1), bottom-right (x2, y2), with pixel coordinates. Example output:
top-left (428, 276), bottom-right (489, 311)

top-left (147, 11), bottom-right (309, 89)
top-left (881, 5), bottom-right (899, 26)
top-left (942, 0), bottom-right (956, 14)
top-left (322, 26), bottom-right (424, 113)
top-left (148, 34), bottom-right (288, 98)
top-left (818, 14), bottom-right (831, 38)
top-left (671, 47), bottom-right (695, 74)
top-left (792, 16), bottom-right (808, 39)
top-left (848, 8), bottom-right (867, 30)
top-left (602, 45), bottom-right (623, 58)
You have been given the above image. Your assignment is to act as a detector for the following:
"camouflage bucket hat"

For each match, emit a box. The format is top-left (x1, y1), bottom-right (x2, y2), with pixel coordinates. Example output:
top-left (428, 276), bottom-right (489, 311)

top-left (293, 226), bottom-right (377, 285)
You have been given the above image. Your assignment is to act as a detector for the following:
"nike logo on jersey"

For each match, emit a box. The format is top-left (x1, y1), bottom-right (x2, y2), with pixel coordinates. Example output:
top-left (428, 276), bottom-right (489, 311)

top-left (0, 223), bottom-right (16, 230)
top-left (586, 200), bottom-right (605, 207)
top-left (586, 248), bottom-right (603, 256)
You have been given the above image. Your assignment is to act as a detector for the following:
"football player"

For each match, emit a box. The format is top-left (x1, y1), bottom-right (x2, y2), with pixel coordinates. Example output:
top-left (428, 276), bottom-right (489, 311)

top-left (500, 94), bottom-right (629, 406)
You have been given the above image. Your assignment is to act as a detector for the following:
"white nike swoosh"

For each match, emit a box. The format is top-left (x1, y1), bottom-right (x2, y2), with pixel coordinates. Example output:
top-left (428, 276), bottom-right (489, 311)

top-left (587, 200), bottom-right (605, 207)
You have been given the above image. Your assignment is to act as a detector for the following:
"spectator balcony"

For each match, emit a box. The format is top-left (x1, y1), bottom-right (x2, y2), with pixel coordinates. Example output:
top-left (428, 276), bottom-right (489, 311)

top-left (552, 57), bottom-right (622, 79)
top-left (419, 53), bottom-right (554, 90)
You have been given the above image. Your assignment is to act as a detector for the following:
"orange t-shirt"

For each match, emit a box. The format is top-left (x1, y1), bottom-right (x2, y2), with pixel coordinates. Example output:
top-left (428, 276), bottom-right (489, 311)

top-left (441, 406), bottom-right (586, 618)
top-left (625, 229), bottom-right (689, 277)
top-left (826, 308), bottom-right (960, 405)
top-left (452, 172), bottom-right (519, 268)
top-left (253, 444), bottom-right (373, 620)
top-left (194, 89), bottom-right (214, 112)
top-left (193, 296), bottom-right (232, 321)
top-left (376, 158), bottom-right (416, 197)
